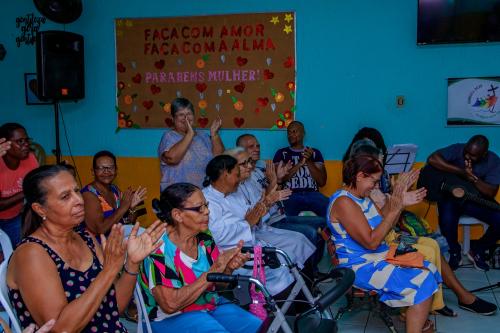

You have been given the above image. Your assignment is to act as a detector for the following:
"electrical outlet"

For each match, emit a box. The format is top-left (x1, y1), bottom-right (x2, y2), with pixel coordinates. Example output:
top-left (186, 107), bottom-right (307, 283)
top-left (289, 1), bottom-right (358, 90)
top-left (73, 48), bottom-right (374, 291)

top-left (396, 95), bottom-right (405, 108)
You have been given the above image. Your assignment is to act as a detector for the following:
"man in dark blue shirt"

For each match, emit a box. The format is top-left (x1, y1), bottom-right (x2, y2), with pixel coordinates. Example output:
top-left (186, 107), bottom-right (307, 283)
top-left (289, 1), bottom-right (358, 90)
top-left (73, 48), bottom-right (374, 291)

top-left (273, 121), bottom-right (329, 217)
top-left (428, 135), bottom-right (500, 271)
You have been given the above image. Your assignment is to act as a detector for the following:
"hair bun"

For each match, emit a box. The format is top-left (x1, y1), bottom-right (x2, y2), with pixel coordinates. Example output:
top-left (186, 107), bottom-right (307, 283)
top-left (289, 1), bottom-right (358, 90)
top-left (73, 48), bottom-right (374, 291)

top-left (152, 198), bottom-right (167, 221)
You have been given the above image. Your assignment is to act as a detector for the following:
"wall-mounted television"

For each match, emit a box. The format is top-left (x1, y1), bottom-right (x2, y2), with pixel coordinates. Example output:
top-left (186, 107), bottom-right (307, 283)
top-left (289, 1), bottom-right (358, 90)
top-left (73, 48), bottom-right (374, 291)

top-left (417, 0), bottom-right (500, 45)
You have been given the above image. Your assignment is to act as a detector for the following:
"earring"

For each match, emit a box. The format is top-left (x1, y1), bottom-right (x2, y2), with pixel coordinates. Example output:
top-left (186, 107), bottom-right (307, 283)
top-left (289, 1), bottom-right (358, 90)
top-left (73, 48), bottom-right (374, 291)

top-left (42, 216), bottom-right (47, 221)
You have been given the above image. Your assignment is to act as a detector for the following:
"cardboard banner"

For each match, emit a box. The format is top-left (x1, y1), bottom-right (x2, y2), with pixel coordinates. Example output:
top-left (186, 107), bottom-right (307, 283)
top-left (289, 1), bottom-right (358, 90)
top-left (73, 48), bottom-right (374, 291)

top-left (115, 12), bottom-right (296, 130)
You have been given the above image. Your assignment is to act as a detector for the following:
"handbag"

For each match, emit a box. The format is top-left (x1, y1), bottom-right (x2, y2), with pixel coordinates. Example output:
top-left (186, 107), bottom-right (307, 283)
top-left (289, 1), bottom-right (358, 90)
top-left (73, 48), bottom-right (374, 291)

top-left (249, 245), bottom-right (268, 320)
top-left (386, 244), bottom-right (424, 268)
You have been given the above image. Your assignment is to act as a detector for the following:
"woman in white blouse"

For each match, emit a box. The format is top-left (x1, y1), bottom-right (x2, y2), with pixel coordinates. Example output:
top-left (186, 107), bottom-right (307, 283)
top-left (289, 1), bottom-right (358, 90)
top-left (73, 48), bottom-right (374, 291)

top-left (202, 154), bottom-right (316, 297)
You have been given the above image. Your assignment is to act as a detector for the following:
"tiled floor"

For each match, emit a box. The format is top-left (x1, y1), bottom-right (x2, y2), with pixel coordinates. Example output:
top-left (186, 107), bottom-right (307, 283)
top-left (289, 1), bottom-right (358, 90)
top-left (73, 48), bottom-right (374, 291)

top-left (328, 257), bottom-right (500, 333)
top-left (121, 255), bottom-right (500, 333)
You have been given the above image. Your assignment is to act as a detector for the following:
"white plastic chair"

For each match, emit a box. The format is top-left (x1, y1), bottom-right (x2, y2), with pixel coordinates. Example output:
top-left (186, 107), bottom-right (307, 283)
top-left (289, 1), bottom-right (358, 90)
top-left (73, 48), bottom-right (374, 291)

top-left (122, 224), bottom-right (152, 333)
top-left (459, 216), bottom-right (489, 255)
top-left (134, 281), bottom-right (152, 333)
top-left (0, 230), bottom-right (13, 261)
top-left (0, 259), bottom-right (22, 333)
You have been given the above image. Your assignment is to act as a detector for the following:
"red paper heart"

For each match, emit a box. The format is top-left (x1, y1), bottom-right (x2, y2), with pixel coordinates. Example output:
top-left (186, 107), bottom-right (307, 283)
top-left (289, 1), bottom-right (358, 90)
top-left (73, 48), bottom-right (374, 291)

top-left (117, 62), bottom-right (126, 73)
top-left (132, 73), bottom-right (142, 84)
top-left (195, 82), bottom-right (207, 93)
top-left (257, 97), bottom-right (269, 107)
top-left (142, 100), bottom-right (154, 110)
top-left (234, 82), bottom-right (245, 93)
top-left (150, 84), bottom-right (161, 94)
top-left (154, 59), bottom-right (165, 69)
top-left (233, 117), bottom-right (245, 128)
top-left (165, 117), bottom-right (174, 127)
top-left (236, 56), bottom-right (248, 66)
top-left (283, 56), bottom-right (294, 68)
top-left (263, 69), bottom-right (274, 80)
top-left (254, 108), bottom-right (261, 114)
top-left (198, 117), bottom-right (209, 128)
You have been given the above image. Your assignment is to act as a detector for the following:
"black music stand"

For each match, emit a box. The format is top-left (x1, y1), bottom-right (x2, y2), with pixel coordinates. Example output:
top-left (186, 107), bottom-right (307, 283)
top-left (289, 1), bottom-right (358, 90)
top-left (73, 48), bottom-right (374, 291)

top-left (385, 144), bottom-right (418, 175)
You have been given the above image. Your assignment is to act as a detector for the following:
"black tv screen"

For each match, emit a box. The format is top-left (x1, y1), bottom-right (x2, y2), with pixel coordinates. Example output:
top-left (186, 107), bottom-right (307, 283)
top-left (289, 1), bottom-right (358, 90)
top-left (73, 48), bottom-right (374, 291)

top-left (417, 0), bottom-right (500, 44)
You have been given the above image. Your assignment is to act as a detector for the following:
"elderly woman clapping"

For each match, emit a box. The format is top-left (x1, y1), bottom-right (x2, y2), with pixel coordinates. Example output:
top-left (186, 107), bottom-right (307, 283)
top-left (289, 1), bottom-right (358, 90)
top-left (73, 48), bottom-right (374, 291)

top-left (139, 182), bottom-right (262, 333)
top-left (7, 165), bottom-right (165, 332)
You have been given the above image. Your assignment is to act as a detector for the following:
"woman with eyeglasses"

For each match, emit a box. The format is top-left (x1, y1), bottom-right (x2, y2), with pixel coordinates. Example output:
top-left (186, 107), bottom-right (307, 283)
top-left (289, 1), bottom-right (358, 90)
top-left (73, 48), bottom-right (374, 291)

top-left (82, 150), bottom-right (147, 235)
top-left (0, 123), bottom-right (38, 247)
top-left (202, 153), bottom-right (316, 299)
top-left (140, 182), bottom-right (262, 333)
top-left (329, 154), bottom-right (442, 333)
top-left (158, 97), bottom-right (224, 192)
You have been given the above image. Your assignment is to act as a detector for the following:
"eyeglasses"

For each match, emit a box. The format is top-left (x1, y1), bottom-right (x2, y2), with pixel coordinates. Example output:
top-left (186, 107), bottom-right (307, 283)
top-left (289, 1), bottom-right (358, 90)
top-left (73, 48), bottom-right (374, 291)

top-left (180, 202), bottom-right (209, 213)
top-left (368, 175), bottom-right (380, 186)
top-left (238, 159), bottom-right (253, 167)
top-left (12, 137), bottom-right (32, 146)
top-left (94, 165), bottom-right (116, 173)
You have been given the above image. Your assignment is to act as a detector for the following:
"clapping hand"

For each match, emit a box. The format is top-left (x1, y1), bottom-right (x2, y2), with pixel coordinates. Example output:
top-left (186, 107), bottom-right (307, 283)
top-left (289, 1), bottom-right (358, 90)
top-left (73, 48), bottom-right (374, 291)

top-left (225, 240), bottom-right (250, 272)
top-left (131, 186), bottom-right (147, 209)
top-left (276, 160), bottom-right (292, 183)
top-left (264, 185), bottom-right (292, 207)
top-left (100, 224), bottom-right (127, 275)
top-left (387, 179), bottom-right (404, 217)
top-left (210, 240), bottom-right (249, 274)
top-left (245, 198), bottom-right (268, 226)
top-left (185, 116), bottom-right (195, 137)
top-left (393, 169), bottom-right (420, 192)
top-left (121, 188), bottom-right (134, 210)
top-left (210, 116), bottom-right (223, 137)
top-left (0, 138), bottom-right (11, 157)
top-left (300, 147), bottom-right (315, 165)
top-left (265, 160), bottom-right (277, 186)
top-left (126, 221), bottom-right (166, 265)
top-left (403, 187), bottom-right (427, 206)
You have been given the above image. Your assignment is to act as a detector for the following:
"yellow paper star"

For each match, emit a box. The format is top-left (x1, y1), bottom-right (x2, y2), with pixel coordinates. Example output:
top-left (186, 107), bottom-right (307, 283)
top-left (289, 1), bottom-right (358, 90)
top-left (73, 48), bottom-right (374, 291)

top-left (283, 25), bottom-right (292, 34)
top-left (270, 16), bottom-right (280, 25)
top-left (284, 13), bottom-right (293, 23)
top-left (116, 20), bottom-right (123, 27)
top-left (116, 30), bottom-right (123, 37)
top-left (125, 20), bottom-right (133, 27)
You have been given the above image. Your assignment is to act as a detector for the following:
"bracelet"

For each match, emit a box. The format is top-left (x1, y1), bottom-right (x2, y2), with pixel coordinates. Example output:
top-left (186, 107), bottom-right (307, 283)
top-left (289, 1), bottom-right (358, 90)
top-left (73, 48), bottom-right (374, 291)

top-left (124, 264), bottom-right (139, 276)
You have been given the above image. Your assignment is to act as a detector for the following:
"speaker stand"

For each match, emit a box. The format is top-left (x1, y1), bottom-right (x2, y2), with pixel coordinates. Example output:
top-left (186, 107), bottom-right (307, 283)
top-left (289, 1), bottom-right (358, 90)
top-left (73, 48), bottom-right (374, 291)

top-left (52, 101), bottom-right (62, 164)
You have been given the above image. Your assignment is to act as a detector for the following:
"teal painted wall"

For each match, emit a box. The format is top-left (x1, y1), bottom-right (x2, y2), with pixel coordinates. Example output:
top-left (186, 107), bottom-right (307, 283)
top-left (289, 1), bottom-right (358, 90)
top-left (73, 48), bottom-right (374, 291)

top-left (1, 1), bottom-right (499, 161)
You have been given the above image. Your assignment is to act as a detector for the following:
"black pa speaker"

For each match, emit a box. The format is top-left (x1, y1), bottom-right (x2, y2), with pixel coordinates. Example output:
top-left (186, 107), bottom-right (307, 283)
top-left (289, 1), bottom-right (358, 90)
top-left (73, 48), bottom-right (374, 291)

top-left (34, 0), bottom-right (82, 24)
top-left (36, 30), bottom-right (85, 101)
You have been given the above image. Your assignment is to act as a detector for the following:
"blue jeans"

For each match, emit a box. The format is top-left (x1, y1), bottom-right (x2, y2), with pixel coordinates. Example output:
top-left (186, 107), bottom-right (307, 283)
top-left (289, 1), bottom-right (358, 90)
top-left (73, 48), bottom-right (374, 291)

top-left (150, 300), bottom-right (262, 333)
top-left (283, 191), bottom-right (330, 217)
top-left (438, 197), bottom-right (500, 255)
top-left (0, 214), bottom-right (22, 248)
top-left (272, 215), bottom-right (326, 268)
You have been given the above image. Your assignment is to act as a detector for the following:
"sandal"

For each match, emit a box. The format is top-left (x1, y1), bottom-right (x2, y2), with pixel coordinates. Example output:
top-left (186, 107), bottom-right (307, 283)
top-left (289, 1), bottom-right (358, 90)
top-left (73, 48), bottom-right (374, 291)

top-left (124, 303), bottom-right (138, 323)
top-left (434, 305), bottom-right (458, 317)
